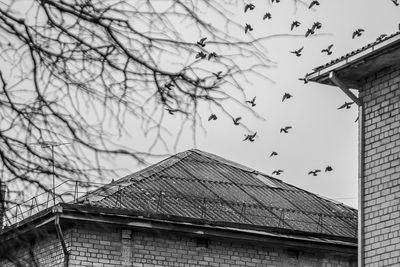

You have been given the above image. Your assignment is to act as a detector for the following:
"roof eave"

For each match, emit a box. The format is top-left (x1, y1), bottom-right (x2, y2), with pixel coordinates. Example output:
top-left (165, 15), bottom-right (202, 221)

top-left (0, 203), bottom-right (357, 254)
top-left (307, 33), bottom-right (400, 89)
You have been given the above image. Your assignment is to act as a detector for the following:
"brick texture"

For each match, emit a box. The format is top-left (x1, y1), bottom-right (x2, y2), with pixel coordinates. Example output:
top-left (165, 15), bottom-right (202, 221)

top-left (0, 224), bottom-right (356, 267)
top-left (360, 65), bottom-right (400, 266)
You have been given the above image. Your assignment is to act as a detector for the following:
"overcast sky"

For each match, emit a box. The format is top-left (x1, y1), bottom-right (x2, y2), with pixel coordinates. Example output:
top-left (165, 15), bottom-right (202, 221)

top-left (106, 0), bottom-right (400, 209)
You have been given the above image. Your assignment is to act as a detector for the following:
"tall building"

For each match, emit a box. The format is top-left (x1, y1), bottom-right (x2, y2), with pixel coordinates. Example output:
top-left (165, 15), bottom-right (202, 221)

top-left (307, 32), bottom-right (400, 266)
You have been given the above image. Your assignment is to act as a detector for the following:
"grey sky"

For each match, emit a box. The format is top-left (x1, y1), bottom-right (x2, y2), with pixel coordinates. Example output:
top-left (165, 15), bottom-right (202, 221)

top-left (110, 0), bottom-right (400, 209)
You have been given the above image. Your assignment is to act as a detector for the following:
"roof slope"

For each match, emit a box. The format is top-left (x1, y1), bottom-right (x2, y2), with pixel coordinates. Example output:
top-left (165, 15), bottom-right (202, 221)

top-left (79, 149), bottom-right (357, 241)
top-left (307, 31), bottom-right (400, 88)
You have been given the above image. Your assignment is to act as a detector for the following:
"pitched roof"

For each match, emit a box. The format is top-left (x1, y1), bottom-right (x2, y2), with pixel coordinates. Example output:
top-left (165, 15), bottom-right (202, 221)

top-left (306, 31), bottom-right (400, 88)
top-left (78, 149), bottom-right (357, 241)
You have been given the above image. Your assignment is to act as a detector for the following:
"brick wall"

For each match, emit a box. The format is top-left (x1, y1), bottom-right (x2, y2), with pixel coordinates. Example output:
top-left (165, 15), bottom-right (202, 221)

top-left (0, 230), bottom-right (67, 266)
top-left (360, 65), bottom-right (400, 266)
top-left (1, 224), bottom-right (356, 267)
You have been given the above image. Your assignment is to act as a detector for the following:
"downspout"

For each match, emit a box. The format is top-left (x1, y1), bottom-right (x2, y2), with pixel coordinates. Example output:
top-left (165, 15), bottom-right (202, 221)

top-left (358, 104), bottom-right (365, 267)
top-left (328, 71), bottom-right (364, 266)
top-left (53, 206), bottom-right (69, 267)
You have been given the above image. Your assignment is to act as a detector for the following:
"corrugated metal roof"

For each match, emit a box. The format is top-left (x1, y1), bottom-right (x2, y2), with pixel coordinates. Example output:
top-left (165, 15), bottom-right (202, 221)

top-left (79, 149), bottom-right (357, 241)
top-left (310, 31), bottom-right (400, 74)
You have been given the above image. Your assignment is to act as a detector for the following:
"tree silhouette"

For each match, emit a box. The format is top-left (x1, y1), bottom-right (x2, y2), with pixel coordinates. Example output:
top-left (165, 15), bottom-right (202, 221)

top-left (0, 0), bottom-right (288, 205)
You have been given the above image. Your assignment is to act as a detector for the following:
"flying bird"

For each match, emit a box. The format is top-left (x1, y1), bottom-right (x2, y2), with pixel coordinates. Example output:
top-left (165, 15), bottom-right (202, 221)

top-left (272, 170), bottom-right (283, 175)
top-left (305, 28), bottom-right (315, 37)
top-left (321, 44), bottom-right (334, 55)
top-left (392, 0), bottom-right (399, 6)
top-left (352, 29), bottom-right (365, 39)
top-left (270, 151), bottom-right (278, 157)
top-left (195, 51), bottom-right (207, 59)
top-left (246, 96), bottom-right (256, 107)
top-left (309, 0), bottom-right (320, 9)
top-left (208, 52), bottom-right (218, 60)
top-left (337, 102), bottom-right (354, 110)
top-left (280, 126), bottom-right (292, 133)
top-left (282, 93), bottom-right (292, 102)
top-left (244, 3), bottom-right (255, 12)
top-left (164, 82), bottom-right (174, 90)
top-left (312, 22), bottom-right (322, 30)
top-left (263, 12), bottom-right (272, 20)
top-left (232, 117), bottom-right (242, 125)
top-left (291, 46), bottom-right (304, 57)
top-left (308, 170), bottom-right (321, 176)
top-left (291, 21), bottom-right (301, 31)
top-left (325, 166), bottom-right (333, 172)
top-left (166, 108), bottom-right (178, 115)
top-left (271, 0), bottom-right (280, 3)
top-left (243, 132), bottom-right (257, 142)
top-left (244, 23), bottom-right (253, 34)
top-left (208, 114), bottom-right (218, 121)
top-left (212, 71), bottom-right (222, 79)
top-left (197, 37), bottom-right (207, 47)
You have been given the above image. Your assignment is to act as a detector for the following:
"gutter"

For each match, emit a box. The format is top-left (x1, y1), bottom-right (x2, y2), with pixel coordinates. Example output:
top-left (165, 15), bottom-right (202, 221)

top-left (306, 32), bottom-right (400, 85)
top-left (53, 206), bottom-right (69, 267)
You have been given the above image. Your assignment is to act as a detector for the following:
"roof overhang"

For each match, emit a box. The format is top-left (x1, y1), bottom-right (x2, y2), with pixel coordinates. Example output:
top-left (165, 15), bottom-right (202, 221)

top-left (0, 203), bottom-right (357, 257)
top-left (306, 33), bottom-right (400, 89)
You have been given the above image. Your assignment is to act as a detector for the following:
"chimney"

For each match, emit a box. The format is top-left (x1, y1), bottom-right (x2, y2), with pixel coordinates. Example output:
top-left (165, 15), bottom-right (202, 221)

top-left (0, 180), bottom-right (6, 229)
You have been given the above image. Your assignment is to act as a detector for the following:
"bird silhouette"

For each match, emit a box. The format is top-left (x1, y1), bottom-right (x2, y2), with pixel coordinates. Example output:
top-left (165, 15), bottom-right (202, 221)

top-left (271, 0), bottom-right (280, 3)
top-left (232, 117), bottom-right (242, 125)
top-left (245, 23), bottom-right (254, 34)
top-left (270, 151), bottom-right (278, 157)
top-left (282, 93), bottom-right (292, 102)
top-left (376, 34), bottom-right (387, 41)
top-left (305, 28), bottom-right (315, 37)
top-left (325, 166), bottom-right (333, 172)
top-left (208, 52), bottom-right (218, 60)
top-left (392, 0), bottom-right (399, 6)
top-left (208, 114), bottom-right (218, 121)
top-left (321, 44), bottom-right (334, 55)
top-left (246, 96), bottom-right (256, 107)
top-left (243, 132), bottom-right (257, 142)
top-left (338, 102), bottom-right (354, 110)
top-left (291, 21), bottom-right (301, 31)
top-left (312, 22), bottom-right (322, 30)
top-left (291, 46), bottom-right (304, 57)
top-left (212, 71), bottom-right (223, 79)
top-left (164, 82), bottom-right (174, 90)
top-left (244, 3), bottom-right (255, 12)
top-left (166, 108), bottom-right (178, 115)
top-left (352, 29), bottom-right (365, 39)
top-left (263, 12), bottom-right (272, 20)
top-left (280, 126), bottom-right (292, 133)
top-left (309, 0), bottom-right (320, 9)
top-left (272, 170), bottom-right (283, 175)
top-left (308, 170), bottom-right (321, 176)
top-left (197, 37), bottom-right (207, 47)
top-left (195, 51), bottom-right (207, 59)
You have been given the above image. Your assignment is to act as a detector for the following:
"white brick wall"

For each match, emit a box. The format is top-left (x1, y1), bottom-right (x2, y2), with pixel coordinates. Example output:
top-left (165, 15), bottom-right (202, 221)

top-left (360, 65), bottom-right (400, 266)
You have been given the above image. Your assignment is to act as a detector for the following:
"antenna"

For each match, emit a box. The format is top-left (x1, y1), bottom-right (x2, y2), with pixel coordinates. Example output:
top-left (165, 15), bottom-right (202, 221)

top-left (32, 142), bottom-right (70, 206)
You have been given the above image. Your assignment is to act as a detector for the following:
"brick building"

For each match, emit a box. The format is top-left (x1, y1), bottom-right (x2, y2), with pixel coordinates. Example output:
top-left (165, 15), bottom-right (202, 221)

top-left (307, 32), bottom-right (400, 266)
top-left (0, 149), bottom-right (357, 266)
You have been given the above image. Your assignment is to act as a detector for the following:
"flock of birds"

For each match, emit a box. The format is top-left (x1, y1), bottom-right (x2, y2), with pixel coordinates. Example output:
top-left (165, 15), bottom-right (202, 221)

top-left (167, 0), bottom-right (399, 178)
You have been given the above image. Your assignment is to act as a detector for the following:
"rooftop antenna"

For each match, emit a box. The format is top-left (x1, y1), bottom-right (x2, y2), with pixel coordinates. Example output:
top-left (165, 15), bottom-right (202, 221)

top-left (32, 142), bottom-right (70, 206)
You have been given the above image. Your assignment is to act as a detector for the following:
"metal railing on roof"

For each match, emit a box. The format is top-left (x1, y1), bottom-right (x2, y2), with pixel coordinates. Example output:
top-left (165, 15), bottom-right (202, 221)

top-left (0, 179), bottom-right (357, 240)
